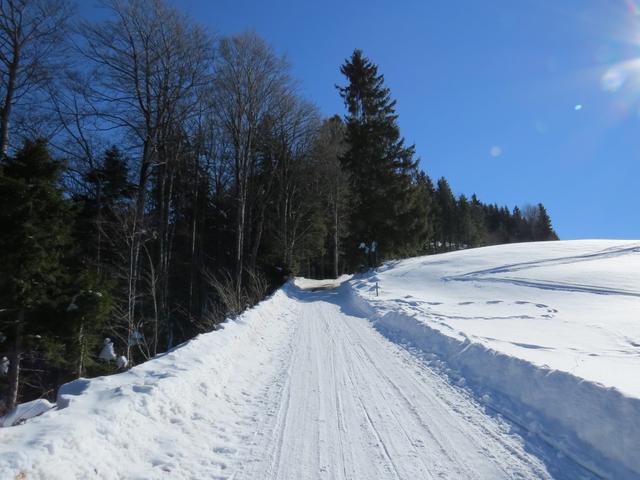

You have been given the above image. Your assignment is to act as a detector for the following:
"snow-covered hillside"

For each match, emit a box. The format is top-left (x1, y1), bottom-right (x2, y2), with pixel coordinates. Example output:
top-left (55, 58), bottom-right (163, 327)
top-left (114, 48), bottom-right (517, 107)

top-left (1, 240), bottom-right (638, 479)
top-left (355, 240), bottom-right (640, 395)
top-left (350, 239), bottom-right (640, 478)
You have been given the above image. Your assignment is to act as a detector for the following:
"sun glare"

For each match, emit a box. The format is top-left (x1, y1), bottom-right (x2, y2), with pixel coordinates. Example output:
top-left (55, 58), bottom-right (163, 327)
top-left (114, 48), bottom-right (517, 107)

top-left (600, 58), bottom-right (640, 92)
top-left (586, 0), bottom-right (640, 121)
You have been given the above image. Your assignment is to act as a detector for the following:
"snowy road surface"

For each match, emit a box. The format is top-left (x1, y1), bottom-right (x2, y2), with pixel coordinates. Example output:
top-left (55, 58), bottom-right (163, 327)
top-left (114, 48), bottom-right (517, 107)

top-left (234, 286), bottom-right (579, 480)
top-left (0, 272), bottom-right (606, 479)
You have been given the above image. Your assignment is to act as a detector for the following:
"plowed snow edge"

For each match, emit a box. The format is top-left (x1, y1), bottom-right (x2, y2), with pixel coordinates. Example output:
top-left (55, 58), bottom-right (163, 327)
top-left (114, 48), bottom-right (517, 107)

top-left (344, 280), bottom-right (640, 479)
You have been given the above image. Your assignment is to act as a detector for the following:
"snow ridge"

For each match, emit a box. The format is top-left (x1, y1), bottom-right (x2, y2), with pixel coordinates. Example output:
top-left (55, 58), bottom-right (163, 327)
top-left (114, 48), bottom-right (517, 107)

top-left (0, 288), bottom-right (297, 479)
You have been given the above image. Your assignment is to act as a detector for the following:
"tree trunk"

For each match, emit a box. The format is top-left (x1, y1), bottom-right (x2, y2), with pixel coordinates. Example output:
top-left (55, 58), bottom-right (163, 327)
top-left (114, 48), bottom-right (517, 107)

top-left (0, 47), bottom-right (20, 157)
top-left (235, 175), bottom-right (247, 297)
top-left (249, 204), bottom-right (267, 272)
top-left (6, 312), bottom-right (23, 411)
top-left (77, 323), bottom-right (85, 378)
top-left (187, 153), bottom-right (200, 322)
top-left (96, 180), bottom-right (103, 275)
top-left (126, 137), bottom-right (153, 363)
top-left (333, 190), bottom-right (339, 278)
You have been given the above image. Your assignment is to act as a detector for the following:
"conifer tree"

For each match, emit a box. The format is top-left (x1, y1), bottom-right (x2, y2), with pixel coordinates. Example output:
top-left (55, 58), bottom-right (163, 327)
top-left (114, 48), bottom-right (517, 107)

top-left (535, 203), bottom-right (558, 240)
top-left (416, 172), bottom-right (436, 252)
top-left (65, 146), bottom-right (131, 378)
top-left (456, 194), bottom-right (476, 248)
top-left (338, 49), bottom-right (425, 267)
top-left (0, 140), bottom-right (72, 410)
top-left (62, 276), bottom-right (114, 379)
top-left (81, 146), bottom-right (134, 272)
top-left (435, 178), bottom-right (456, 250)
top-left (469, 194), bottom-right (488, 246)
top-left (313, 116), bottom-right (349, 277)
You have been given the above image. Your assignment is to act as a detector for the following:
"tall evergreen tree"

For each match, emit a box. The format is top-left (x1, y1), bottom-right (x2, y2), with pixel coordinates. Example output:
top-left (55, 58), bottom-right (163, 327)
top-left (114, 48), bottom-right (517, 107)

top-left (456, 194), bottom-right (476, 248)
top-left (63, 146), bottom-right (131, 378)
top-left (416, 172), bottom-right (436, 252)
top-left (469, 194), bottom-right (488, 246)
top-left (535, 203), bottom-right (558, 241)
top-left (338, 49), bottom-right (425, 267)
top-left (435, 178), bottom-right (456, 250)
top-left (80, 146), bottom-right (134, 273)
top-left (0, 140), bottom-right (72, 411)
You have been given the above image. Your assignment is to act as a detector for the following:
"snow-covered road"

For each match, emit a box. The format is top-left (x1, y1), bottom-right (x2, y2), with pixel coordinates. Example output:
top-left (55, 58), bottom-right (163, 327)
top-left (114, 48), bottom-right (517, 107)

top-left (0, 279), bottom-right (600, 479)
top-left (232, 285), bottom-right (591, 480)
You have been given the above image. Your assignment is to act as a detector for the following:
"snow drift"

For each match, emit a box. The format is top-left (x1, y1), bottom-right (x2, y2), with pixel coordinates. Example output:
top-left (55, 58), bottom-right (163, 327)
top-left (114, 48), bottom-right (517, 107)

top-left (0, 287), bottom-right (298, 479)
top-left (0, 398), bottom-right (54, 427)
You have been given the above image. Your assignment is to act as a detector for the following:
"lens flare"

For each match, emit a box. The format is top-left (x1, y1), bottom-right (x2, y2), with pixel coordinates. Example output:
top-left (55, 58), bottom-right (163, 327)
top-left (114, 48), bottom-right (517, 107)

top-left (601, 67), bottom-right (626, 91)
top-left (625, 0), bottom-right (640, 16)
top-left (590, 3), bottom-right (640, 122)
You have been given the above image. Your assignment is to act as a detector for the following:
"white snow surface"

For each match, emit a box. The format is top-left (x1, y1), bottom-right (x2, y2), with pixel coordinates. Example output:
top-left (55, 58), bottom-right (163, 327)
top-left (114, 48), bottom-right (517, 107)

top-left (293, 274), bottom-right (352, 291)
top-left (0, 399), bottom-right (54, 427)
top-left (353, 240), bottom-right (640, 395)
top-left (349, 239), bottom-right (640, 478)
top-left (0, 240), bottom-right (638, 479)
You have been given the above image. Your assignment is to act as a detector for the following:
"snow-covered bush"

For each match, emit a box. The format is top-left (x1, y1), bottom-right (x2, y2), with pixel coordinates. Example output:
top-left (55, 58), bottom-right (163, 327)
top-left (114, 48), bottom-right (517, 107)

top-left (98, 338), bottom-right (116, 362)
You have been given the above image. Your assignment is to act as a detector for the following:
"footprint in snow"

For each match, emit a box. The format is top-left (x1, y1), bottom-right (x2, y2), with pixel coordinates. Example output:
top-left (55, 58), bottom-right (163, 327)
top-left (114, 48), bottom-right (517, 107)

top-left (213, 446), bottom-right (237, 455)
top-left (132, 385), bottom-right (153, 394)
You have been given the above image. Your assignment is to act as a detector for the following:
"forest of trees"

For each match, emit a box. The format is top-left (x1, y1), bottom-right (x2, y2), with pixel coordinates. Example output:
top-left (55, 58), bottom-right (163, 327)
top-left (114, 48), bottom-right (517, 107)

top-left (0, 0), bottom-right (557, 413)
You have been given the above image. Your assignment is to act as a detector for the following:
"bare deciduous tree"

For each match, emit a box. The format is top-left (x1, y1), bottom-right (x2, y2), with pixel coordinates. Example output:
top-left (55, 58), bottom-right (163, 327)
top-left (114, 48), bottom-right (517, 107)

top-left (273, 100), bottom-right (323, 272)
top-left (212, 32), bottom-right (292, 295)
top-left (0, 0), bottom-right (73, 155)
top-left (314, 116), bottom-right (348, 277)
top-left (79, 0), bottom-right (213, 354)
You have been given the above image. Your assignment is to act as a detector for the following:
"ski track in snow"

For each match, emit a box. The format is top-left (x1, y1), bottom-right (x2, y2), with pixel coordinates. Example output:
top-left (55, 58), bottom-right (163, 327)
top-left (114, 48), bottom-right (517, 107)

top-left (442, 244), bottom-right (640, 298)
top-left (236, 287), bottom-right (593, 480)
top-left (0, 283), bottom-right (596, 480)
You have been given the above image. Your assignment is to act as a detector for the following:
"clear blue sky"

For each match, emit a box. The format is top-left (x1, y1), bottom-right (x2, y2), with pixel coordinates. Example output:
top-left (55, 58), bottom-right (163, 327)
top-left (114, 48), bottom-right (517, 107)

top-left (88, 0), bottom-right (640, 239)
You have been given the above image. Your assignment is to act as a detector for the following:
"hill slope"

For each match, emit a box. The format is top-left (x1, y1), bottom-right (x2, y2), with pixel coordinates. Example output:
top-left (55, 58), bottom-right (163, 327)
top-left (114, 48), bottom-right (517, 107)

top-left (349, 239), bottom-right (640, 477)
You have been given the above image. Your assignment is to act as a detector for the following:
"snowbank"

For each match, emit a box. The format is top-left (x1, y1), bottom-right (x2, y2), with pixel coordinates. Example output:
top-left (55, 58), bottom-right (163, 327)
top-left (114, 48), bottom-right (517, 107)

top-left (0, 399), bottom-right (55, 427)
top-left (293, 274), bottom-right (352, 291)
top-left (347, 240), bottom-right (640, 478)
top-left (0, 287), bottom-right (297, 479)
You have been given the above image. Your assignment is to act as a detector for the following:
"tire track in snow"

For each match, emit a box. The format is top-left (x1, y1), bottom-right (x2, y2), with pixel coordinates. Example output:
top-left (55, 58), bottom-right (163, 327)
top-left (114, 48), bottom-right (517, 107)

top-left (341, 321), bottom-right (443, 478)
top-left (346, 316), bottom-right (548, 479)
top-left (443, 243), bottom-right (640, 298)
top-left (229, 286), bottom-right (597, 479)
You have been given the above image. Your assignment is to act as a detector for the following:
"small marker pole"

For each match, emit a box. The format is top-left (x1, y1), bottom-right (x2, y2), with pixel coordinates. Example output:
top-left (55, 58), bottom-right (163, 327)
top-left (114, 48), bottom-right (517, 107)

top-left (375, 281), bottom-right (379, 297)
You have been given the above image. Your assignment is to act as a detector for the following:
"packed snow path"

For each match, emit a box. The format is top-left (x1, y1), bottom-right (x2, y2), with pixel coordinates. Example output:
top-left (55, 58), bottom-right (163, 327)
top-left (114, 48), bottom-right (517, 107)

top-left (235, 285), bottom-right (570, 480)
top-left (1, 280), bottom-right (598, 479)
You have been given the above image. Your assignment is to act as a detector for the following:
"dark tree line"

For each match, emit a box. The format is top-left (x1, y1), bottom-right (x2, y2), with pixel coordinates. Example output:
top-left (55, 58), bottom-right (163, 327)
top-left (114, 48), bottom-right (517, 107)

top-left (422, 178), bottom-right (558, 253)
top-left (0, 1), bottom-right (557, 414)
